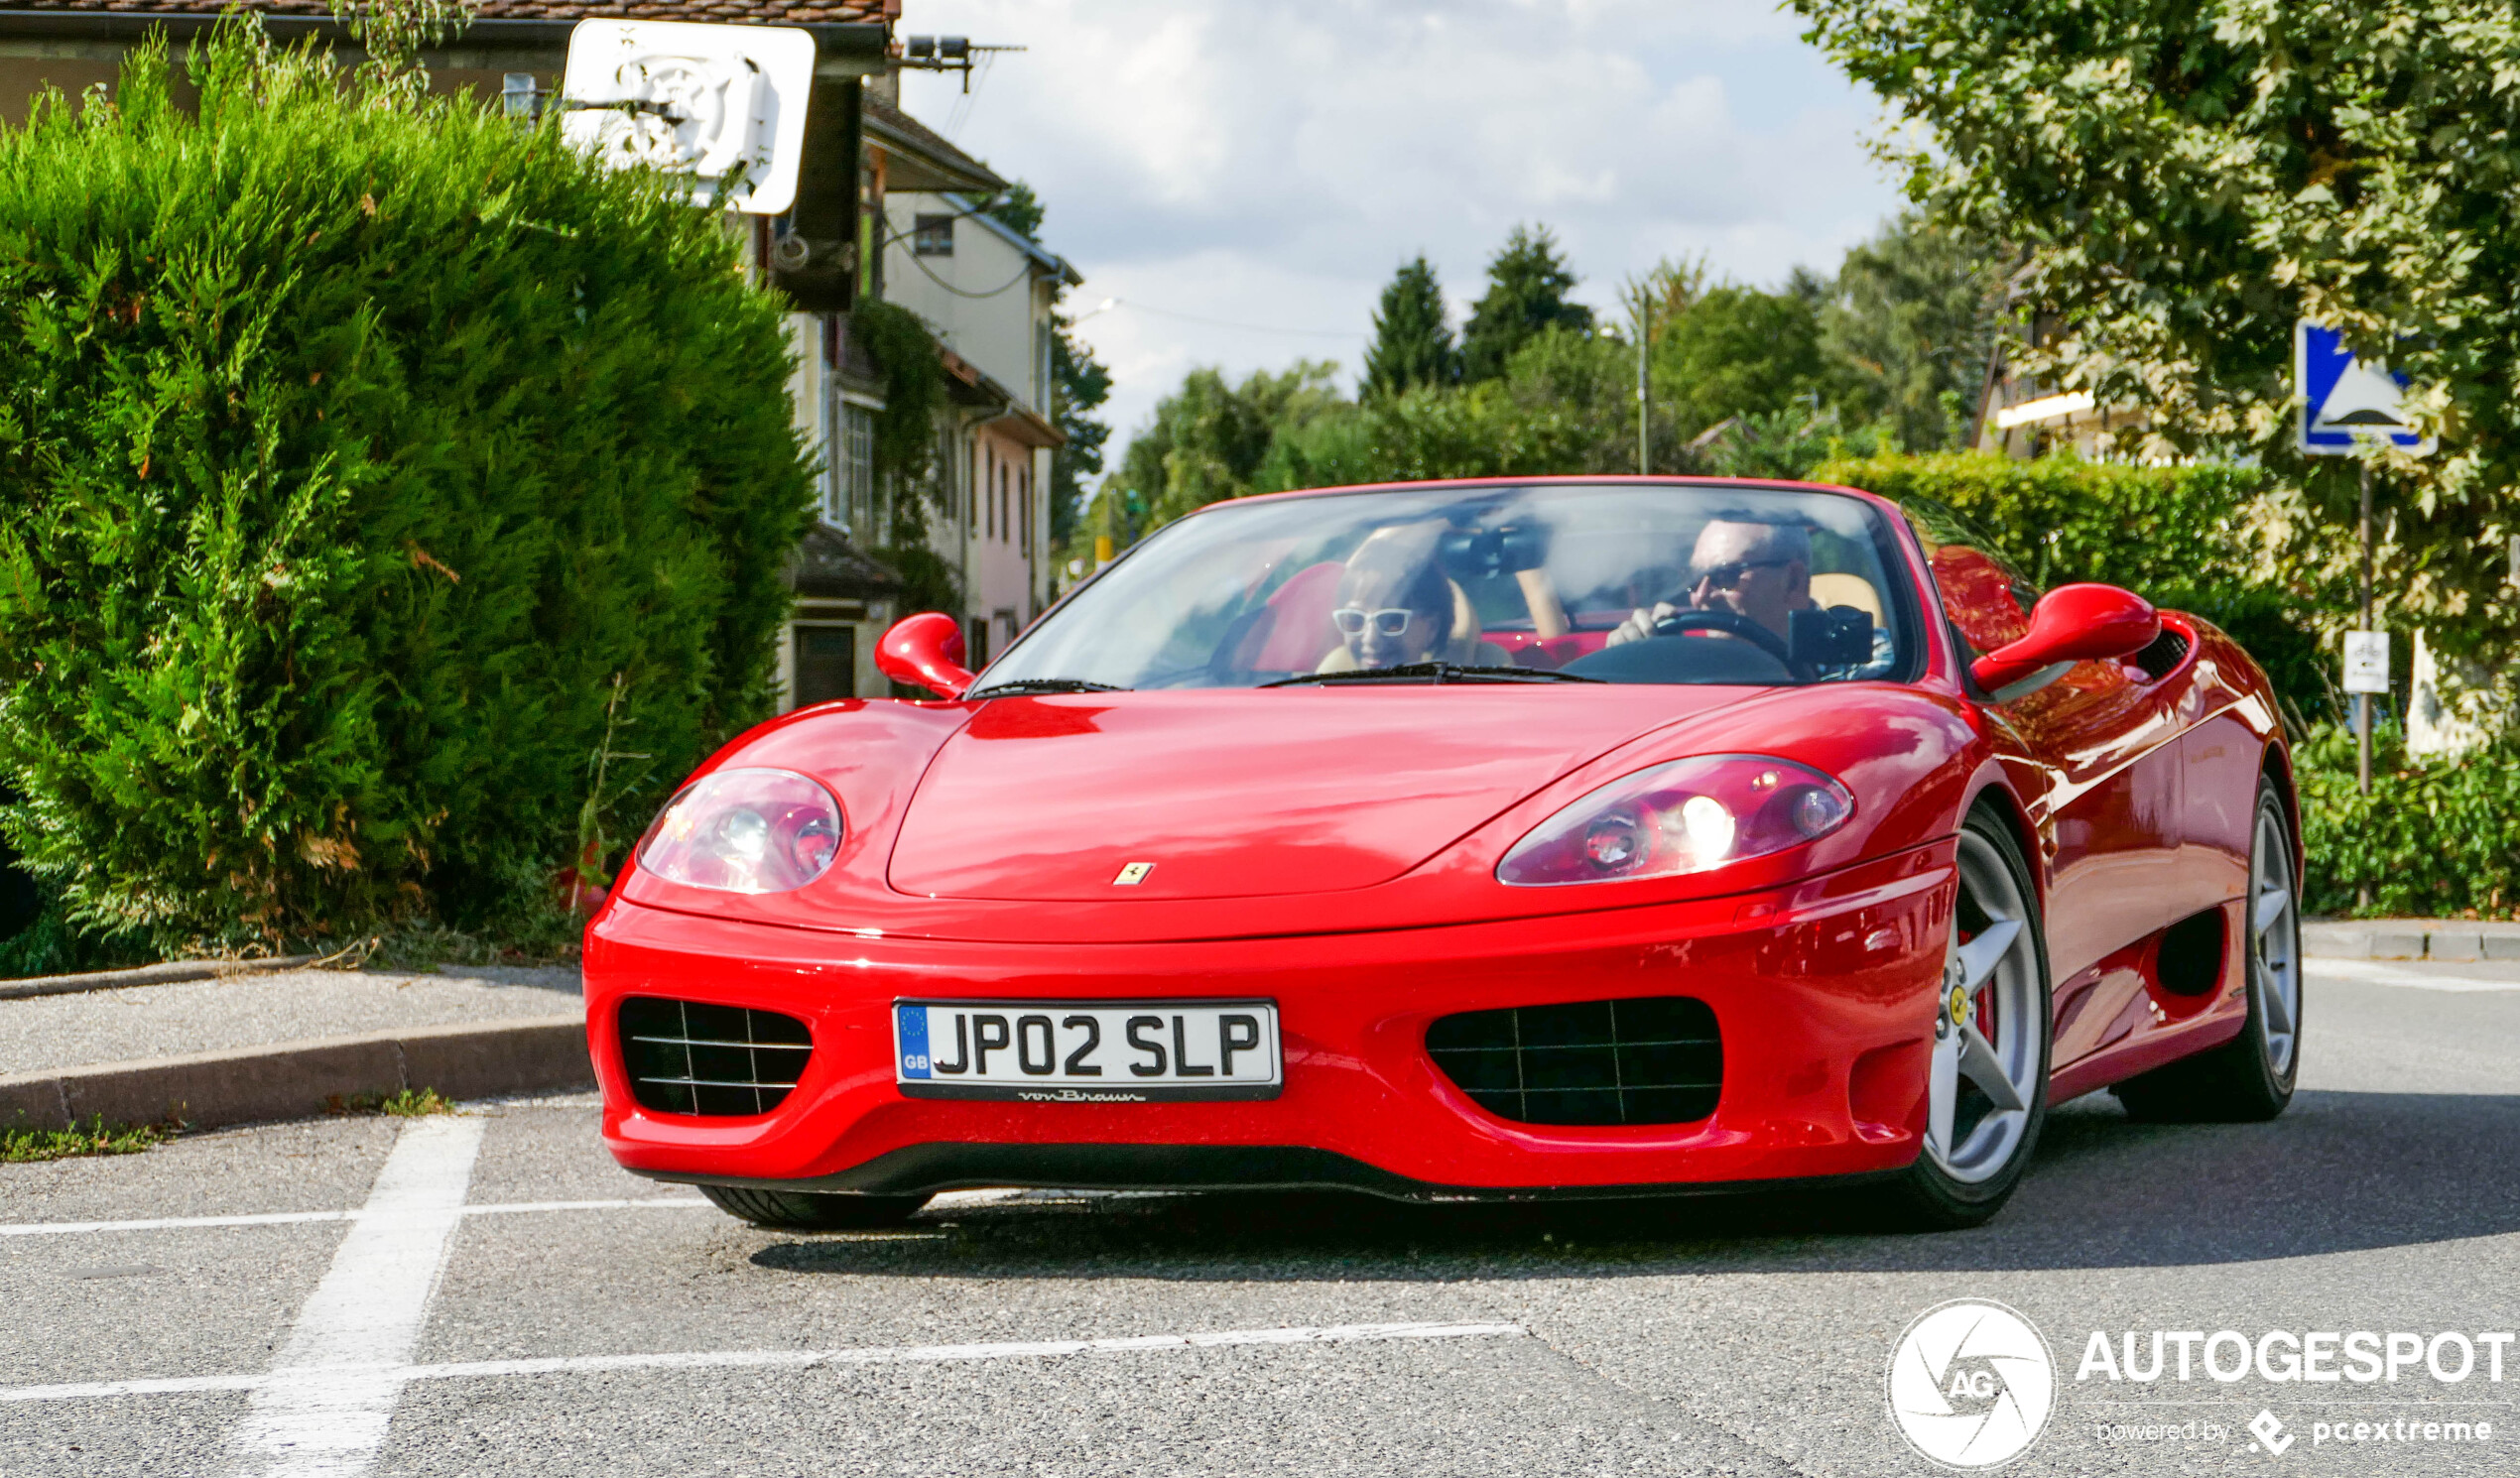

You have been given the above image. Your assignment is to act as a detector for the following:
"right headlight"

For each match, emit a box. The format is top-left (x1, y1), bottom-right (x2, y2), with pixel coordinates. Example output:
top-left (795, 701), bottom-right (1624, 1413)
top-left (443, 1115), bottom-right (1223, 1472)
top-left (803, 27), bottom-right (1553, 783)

top-left (637, 768), bottom-right (844, 895)
top-left (1495, 755), bottom-right (1853, 887)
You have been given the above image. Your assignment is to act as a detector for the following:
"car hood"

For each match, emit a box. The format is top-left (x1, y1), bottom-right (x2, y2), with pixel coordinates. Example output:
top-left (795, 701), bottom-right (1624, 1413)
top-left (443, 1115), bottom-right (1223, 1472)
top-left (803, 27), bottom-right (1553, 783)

top-left (885, 686), bottom-right (1751, 902)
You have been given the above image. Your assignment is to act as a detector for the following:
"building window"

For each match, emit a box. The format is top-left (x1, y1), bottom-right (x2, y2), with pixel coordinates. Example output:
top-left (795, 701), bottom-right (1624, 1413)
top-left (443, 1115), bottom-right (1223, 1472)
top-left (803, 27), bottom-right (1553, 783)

top-left (831, 402), bottom-right (876, 534)
top-left (913, 214), bottom-right (955, 256)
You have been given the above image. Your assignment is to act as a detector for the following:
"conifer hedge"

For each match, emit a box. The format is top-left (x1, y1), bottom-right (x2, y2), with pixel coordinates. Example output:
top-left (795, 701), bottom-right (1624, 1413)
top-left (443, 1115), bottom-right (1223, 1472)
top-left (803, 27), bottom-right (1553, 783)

top-left (0, 27), bottom-right (816, 949)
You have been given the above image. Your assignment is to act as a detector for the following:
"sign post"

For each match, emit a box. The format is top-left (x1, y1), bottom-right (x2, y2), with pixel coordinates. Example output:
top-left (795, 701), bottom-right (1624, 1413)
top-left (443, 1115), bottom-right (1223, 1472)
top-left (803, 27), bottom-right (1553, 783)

top-left (2296, 320), bottom-right (2435, 798)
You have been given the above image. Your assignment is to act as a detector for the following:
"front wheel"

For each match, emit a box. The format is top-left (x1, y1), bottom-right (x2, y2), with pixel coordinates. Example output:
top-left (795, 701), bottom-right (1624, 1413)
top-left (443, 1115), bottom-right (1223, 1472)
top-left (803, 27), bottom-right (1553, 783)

top-left (697, 1183), bottom-right (931, 1230)
top-left (1884, 807), bottom-right (2053, 1230)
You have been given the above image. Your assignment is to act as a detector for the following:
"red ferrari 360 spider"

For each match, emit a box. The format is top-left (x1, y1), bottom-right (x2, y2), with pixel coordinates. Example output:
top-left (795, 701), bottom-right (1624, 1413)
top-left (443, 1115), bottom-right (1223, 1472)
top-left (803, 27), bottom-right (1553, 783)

top-left (583, 477), bottom-right (2303, 1229)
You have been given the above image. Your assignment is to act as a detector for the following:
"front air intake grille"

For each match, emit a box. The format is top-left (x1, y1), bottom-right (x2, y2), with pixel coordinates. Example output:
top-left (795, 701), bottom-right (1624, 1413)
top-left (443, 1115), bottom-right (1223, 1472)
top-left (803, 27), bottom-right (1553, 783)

top-left (1425, 996), bottom-right (1720, 1127)
top-left (618, 997), bottom-right (813, 1117)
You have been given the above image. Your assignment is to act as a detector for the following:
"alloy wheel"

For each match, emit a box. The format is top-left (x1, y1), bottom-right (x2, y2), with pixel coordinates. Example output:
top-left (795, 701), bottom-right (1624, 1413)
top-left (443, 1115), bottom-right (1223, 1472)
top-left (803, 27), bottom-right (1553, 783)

top-left (1925, 829), bottom-right (2044, 1183)
top-left (2250, 801), bottom-right (2302, 1077)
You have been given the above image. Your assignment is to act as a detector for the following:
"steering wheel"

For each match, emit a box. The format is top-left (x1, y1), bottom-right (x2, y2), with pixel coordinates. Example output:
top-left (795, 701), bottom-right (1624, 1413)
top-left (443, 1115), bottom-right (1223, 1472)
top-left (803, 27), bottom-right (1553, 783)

top-left (1650, 608), bottom-right (1814, 680)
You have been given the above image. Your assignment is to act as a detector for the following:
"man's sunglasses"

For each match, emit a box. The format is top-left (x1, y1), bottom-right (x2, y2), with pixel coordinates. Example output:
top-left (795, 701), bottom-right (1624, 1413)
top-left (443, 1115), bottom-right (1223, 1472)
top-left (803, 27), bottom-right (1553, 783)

top-left (1690, 557), bottom-right (1792, 590)
top-left (1331, 606), bottom-right (1417, 637)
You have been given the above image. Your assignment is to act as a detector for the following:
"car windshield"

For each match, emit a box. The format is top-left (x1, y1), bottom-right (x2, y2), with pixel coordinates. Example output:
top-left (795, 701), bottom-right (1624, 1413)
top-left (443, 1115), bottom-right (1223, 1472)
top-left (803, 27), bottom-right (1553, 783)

top-left (980, 483), bottom-right (1918, 692)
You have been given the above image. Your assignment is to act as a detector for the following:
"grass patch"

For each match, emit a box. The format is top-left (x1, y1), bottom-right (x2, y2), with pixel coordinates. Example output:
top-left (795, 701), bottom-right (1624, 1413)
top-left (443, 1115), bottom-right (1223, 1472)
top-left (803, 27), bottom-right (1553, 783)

top-left (324, 1086), bottom-right (457, 1118)
top-left (1, 1114), bottom-right (178, 1163)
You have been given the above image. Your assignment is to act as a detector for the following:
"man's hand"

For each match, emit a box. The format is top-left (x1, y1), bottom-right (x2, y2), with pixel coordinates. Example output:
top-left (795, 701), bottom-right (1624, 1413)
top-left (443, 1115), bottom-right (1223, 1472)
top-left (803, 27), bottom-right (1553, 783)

top-left (1604, 601), bottom-right (1681, 647)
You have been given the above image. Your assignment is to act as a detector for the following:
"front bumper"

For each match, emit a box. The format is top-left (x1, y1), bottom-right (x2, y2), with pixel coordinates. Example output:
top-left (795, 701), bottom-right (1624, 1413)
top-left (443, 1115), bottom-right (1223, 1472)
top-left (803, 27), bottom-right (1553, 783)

top-left (584, 843), bottom-right (1954, 1198)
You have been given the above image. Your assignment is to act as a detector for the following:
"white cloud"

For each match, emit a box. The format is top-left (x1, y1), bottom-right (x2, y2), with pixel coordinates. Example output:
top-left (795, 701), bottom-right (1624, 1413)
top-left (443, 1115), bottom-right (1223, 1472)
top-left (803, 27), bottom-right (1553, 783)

top-left (897, 0), bottom-right (1902, 454)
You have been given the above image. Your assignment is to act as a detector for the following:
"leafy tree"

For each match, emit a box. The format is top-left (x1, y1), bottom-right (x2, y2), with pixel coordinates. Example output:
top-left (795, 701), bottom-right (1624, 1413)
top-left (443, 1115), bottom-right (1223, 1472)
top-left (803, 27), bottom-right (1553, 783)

top-left (1653, 285), bottom-right (1827, 437)
top-left (1104, 362), bottom-right (1346, 531)
top-left (325, 0), bottom-right (470, 101)
top-left (1050, 327), bottom-right (1113, 548)
top-left (1793, 0), bottom-right (2520, 661)
top-left (1460, 225), bottom-right (1594, 383)
top-left (1702, 409), bottom-right (1892, 482)
top-left (1823, 211), bottom-right (2010, 452)
top-left (1621, 255), bottom-right (1707, 335)
top-left (1253, 405), bottom-right (1380, 496)
top-left (1361, 255), bottom-right (1459, 400)
top-left (982, 181), bottom-right (1045, 241)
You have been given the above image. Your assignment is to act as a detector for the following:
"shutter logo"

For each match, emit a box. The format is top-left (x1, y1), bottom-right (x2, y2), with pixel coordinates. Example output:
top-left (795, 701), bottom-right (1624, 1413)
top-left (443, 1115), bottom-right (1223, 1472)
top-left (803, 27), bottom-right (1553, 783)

top-left (1888, 1299), bottom-right (2056, 1467)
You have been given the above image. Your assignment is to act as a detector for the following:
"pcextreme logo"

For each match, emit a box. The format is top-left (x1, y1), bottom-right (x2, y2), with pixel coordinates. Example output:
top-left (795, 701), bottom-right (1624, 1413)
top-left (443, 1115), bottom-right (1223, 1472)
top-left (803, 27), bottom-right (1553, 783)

top-left (1887, 1299), bottom-right (2057, 1468)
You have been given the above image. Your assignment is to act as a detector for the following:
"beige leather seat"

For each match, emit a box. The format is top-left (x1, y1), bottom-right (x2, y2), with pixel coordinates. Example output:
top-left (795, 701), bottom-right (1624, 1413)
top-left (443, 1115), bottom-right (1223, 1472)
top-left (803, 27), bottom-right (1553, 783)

top-left (1316, 580), bottom-right (1516, 673)
top-left (1810, 571), bottom-right (1886, 626)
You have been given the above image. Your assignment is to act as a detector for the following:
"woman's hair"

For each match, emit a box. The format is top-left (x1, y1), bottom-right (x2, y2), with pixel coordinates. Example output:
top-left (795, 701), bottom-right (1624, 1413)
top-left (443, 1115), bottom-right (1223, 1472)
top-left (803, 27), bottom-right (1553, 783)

top-left (1339, 523), bottom-right (1454, 625)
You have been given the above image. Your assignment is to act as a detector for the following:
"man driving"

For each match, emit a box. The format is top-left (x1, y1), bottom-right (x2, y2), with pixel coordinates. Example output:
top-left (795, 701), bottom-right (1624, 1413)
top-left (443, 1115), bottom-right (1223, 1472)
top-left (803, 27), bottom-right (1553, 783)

top-left (1604, 517), bottom-right (1892, 677)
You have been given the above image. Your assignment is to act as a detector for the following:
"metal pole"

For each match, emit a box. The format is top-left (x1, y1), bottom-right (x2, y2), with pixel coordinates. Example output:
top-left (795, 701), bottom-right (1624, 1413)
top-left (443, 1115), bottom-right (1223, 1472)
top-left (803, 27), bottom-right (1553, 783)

top-left (2358, 460), bottom-right (2373, 796)
top-left (1636, 301), bottom-right (1651, 475)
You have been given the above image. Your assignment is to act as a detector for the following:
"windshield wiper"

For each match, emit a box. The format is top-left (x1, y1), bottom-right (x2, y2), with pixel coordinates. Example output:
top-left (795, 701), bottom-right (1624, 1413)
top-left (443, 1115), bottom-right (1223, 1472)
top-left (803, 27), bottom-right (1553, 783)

top-left (964, 677), bottom-right (1132, 698)
top-left (1261, 663), bottom-right (1604, 687)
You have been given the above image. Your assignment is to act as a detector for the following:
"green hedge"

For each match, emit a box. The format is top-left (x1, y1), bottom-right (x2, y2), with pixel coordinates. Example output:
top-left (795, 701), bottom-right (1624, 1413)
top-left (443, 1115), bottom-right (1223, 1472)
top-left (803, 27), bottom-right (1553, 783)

top-left (0, 28), bottom-right (816, 950)
top-left (1810, 451), bottom-right (2334, 719)
top-left (2297, 723), bottom-right (2520, 918)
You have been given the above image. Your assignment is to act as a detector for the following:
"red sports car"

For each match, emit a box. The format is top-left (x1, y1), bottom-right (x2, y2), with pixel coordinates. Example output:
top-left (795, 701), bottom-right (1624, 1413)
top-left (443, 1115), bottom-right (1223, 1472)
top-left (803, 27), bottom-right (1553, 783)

top-left (583, 477), bottom-right (2303, 1230)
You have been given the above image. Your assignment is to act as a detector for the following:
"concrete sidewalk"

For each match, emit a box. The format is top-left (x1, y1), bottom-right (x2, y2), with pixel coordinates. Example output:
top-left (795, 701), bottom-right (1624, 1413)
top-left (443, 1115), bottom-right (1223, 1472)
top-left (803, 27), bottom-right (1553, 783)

top-left (0, 964), bottom-right (591, 1132)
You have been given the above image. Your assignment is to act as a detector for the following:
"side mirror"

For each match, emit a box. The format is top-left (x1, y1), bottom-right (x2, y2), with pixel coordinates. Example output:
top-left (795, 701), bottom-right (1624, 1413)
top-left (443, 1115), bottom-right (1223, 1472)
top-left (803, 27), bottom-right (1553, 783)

top-left (875, 612), bottom-right (974, 699)
top-left (1969, 583), bottom-right (2158, 701)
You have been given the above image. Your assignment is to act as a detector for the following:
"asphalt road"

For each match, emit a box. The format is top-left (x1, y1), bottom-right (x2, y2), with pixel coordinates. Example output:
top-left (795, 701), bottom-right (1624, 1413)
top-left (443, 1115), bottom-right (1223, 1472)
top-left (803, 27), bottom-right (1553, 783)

top-left (4, 964), bottom-right (2516, 1477)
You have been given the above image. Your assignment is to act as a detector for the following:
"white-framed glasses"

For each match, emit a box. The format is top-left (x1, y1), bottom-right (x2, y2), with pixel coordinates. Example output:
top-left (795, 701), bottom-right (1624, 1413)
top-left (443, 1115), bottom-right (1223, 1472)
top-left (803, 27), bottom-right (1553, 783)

top-left (1331, 606), bottom-right (1416, 637)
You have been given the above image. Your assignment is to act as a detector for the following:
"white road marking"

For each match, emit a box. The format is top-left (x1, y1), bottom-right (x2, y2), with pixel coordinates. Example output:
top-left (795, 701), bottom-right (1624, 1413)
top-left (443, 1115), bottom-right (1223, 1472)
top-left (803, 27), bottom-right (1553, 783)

top-left (221, 1114), bottom-right (484, 1478)
top-left (2309, 959), bottom-right (2520, 993)
top-left (0, 1197), bottom-right (708, 1239)
top-left (0, 1322), bottom-right (1527, 1404)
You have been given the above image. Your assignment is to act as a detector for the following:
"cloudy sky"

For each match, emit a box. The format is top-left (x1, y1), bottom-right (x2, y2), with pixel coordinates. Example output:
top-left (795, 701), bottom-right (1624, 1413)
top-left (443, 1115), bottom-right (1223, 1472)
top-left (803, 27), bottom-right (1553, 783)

top-left (896, 0), bottom-right (1904, 454)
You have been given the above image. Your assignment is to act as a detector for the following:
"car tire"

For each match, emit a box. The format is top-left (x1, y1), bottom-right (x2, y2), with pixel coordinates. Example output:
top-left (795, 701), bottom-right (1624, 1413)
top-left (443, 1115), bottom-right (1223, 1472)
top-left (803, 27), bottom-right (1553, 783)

top-left (1886, 803), bottom-right (2053, 1231)
top-left (696, 1183), bottom-right (931, 1230)
top-left (2113, 777), bottom-right (2302, 1124)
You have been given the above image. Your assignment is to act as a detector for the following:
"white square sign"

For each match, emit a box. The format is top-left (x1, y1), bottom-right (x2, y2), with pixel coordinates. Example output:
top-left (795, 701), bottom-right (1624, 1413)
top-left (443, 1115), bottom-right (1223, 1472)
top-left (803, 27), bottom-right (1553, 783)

top-left (2342, 630), bottom-right (2390, 694)
top-left (561, 21), bottom-right (817, 215)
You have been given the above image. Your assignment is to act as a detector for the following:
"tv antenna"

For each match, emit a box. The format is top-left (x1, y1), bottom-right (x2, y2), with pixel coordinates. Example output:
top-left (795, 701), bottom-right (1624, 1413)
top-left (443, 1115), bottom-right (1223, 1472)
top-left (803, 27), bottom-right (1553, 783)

top-left (897, 36), bottom-right (1026, 93)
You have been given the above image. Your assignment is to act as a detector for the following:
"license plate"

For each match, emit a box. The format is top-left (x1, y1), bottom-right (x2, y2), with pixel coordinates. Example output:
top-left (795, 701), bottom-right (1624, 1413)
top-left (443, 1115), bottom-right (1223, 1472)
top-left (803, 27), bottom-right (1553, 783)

top-left (892, 999), bottom-right (1282, 1102)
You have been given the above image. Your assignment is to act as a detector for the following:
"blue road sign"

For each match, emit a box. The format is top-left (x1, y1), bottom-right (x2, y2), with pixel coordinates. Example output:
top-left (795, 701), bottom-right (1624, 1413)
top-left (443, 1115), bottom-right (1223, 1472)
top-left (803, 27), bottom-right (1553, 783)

top-left (2296, 320), bottom-right (2435, 456)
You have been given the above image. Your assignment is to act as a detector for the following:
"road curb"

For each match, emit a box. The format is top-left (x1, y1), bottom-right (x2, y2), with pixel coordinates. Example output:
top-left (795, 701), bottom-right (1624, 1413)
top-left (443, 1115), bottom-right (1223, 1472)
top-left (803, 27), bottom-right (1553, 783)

top-left (0, 955), bottom-right (321, 1002)
top-left (2304, 920), bottom-right (2520, 963)
top-left (0, 1015), bottom-right (591, 1133)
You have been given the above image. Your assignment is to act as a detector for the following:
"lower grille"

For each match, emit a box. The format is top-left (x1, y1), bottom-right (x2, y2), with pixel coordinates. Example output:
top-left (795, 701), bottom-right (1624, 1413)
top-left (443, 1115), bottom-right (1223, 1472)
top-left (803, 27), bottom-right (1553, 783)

top-left (618, 997), bottom-right (813, 1117)
top-left (1425, 996), bottom-right (1720, 1127)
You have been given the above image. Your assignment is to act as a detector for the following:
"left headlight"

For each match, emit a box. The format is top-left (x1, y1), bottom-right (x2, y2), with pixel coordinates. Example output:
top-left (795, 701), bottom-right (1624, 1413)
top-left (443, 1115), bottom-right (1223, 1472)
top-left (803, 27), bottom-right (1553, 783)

top-left (1496, 755), bottom-right (1852, 887)
top-left (637, 768), bottom-right (844, 895)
